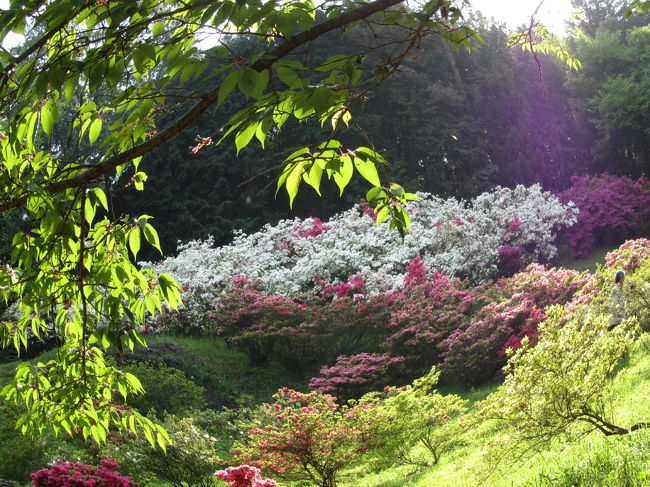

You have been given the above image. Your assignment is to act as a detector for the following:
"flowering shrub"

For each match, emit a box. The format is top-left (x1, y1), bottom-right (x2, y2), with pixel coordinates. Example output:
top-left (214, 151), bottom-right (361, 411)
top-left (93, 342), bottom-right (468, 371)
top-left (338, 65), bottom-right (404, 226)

top-left (497, 245), bottom-right (526, 277)
top-left (558, 174), bottom-right (650, 257)
top-left (232, 388), bottom-right (377, 487)
top-left (208, 277), bottom-right (310, 366)
top-left (602, 239), bottom-right (650, 331)
top-left (309, 353), bottom-right (405, 399)
top-left (384, 257), bottom-right (496, 376)
top-left (214, 465), bottom-right (280, 487)
top-left (605, 238), bottom-right (650, 273)
top-left (439, 264), bottom-right (588, 385)
top-left (31, 460), bottom-right (138, 487)
top-left (149, 185), bottom-right (576, 332)
top-left (209, 274), bottom-right (393, 370)
top-left (501, 264), bottom-right (589, 309)
top-left (626, 258), bottom-right (650, 332)
top-left (100, 415), bottom-right (221, 487)
top-left (439, 298), bottom-right (544, 385)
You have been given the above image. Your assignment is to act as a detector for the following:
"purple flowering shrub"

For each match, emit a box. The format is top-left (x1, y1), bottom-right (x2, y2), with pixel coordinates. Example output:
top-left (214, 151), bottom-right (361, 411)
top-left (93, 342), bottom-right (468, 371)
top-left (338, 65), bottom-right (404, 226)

top-left (497, 245), bottom-right (526, 277)
top-left (309, 353), bottom-right (405, 399)
top-left (31, 460), bottom-right (138, 487)
top-left (558, 174), bottom-right (650, 257)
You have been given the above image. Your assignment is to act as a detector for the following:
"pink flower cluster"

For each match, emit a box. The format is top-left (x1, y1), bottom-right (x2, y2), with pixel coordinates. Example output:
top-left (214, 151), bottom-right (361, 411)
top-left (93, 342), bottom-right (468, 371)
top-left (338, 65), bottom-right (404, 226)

top-left (605, 238), bottom-right (650, 273)
top-left (31, 460), bottom-right (138, 487)
top-left (309, 353), bottom-right (405, 396)
top-left (214, 465), bottom-right (280, 487)
top-left (295, 217), bottom-right (330, 239)
top-left (232, 387), bottom-right (377, 486)
top-left (319, 275), bottom-right (367, 299)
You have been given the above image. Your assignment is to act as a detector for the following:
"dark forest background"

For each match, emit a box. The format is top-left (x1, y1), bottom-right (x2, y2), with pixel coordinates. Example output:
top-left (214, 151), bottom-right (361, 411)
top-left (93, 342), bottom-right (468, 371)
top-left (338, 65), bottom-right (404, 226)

top-left (3, 0), bottom-right (648, 261)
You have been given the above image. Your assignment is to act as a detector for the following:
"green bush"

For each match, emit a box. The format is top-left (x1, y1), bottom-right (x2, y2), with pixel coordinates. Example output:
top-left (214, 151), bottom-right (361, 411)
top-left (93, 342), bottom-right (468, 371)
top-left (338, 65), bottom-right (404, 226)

top-left (120, 361), bottom-right (207, 415)
top-left (102, 414), bottom-right (221, 487)
top-left (0, 401), bottom-right (92, 485)
top-left (478, 304), bottom-right (640, 474)
top-left (0, 402), bottom-right (47, 484)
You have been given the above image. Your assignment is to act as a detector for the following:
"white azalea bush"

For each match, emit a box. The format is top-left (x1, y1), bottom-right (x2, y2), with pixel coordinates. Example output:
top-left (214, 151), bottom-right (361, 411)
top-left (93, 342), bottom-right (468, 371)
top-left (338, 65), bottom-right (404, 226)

top-left (148, 185), bottom-right (577, 333)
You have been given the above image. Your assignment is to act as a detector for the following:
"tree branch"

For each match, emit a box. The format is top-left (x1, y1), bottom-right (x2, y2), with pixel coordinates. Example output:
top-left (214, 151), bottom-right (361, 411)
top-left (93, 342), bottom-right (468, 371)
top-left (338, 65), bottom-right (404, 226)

top-left (0, 0), bottom-right (410, 213)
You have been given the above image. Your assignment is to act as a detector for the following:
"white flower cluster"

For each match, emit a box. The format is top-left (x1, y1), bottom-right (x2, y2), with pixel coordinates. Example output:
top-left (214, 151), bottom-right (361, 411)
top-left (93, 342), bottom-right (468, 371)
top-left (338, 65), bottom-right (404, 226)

top-left (148, 184), bottom-right (577, 326)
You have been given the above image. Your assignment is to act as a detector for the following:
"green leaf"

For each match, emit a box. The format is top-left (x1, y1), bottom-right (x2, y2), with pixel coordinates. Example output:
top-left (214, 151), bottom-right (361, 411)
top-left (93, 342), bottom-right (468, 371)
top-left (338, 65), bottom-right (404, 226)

top-left (89, 118), bottom-right (103, 145)
top-left (303, 162), bottom-right (323, 195)
top-left (40, 100), bottom-right (59, 136)
top-left (238, 68), bottom-right (268, 99)
top-left (366, 186), bottom-right (383, 203)
top-left (283, 162), bottom-right (305, 208)
top-left (277, 66), bottom-right (303, 89)
top-left (129, 227), bottom-right (141, 259)
top-left (143, 223), bottom-right (162, 254)
top-left (332, 155), bottom-right (353, 196)
top-left (217, 70), bottom-right (242, 106)
top-left (91, 187), bottom-right (109, 211)
top-left (354, 157), bottom-right (381, 186)
top-left (133, 171), bottom-right (148, 191)
top-left (235, 122), bottom-right (259, 154)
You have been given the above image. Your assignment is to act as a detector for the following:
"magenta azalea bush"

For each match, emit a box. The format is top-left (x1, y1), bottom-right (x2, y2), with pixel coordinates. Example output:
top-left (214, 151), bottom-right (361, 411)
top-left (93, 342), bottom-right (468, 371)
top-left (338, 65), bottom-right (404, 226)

top-left (209, 255), bottom-right (594, 387)
top-left (31, 460), bottom-right (138, 487)
top-left (383, 257), bottom-right (495, 374)
top-left (439, 264), bottom-right (588, 384)
top-left (558, 174), bottom-right (650, 257)
top-left (214, 465), bottom-right (280, 487)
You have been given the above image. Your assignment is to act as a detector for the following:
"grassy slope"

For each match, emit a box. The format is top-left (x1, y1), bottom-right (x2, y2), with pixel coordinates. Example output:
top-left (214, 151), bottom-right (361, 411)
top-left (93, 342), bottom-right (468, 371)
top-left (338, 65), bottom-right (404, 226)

top-left (346, 337), bottom-right (650, 487)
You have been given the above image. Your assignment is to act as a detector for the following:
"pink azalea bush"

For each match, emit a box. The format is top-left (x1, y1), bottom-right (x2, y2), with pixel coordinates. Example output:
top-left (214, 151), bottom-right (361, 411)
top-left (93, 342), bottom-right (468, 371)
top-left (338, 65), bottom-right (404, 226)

top-left (605, 238), bottom-right (650, 273)
top-left (439, 264), bottom-right (588, 385)
top-left (309, 353), bottom-right (405, 399)
top-left (210, 258), bottom-right (592, 387)
top-left (384, 257), bottom-right (496, 375)
top-left (558, 174), bottom-right (650, 257)
top-left (439, 298), bottom-right (545, 385)
top-left (214, 465), bottom-right (280, 487)
top-left (208, 276), bottom-right (309, 366)
top-left (31, 460), bottom-right (138, 487)
top-left (211, 275), bottom-right (392, 370)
